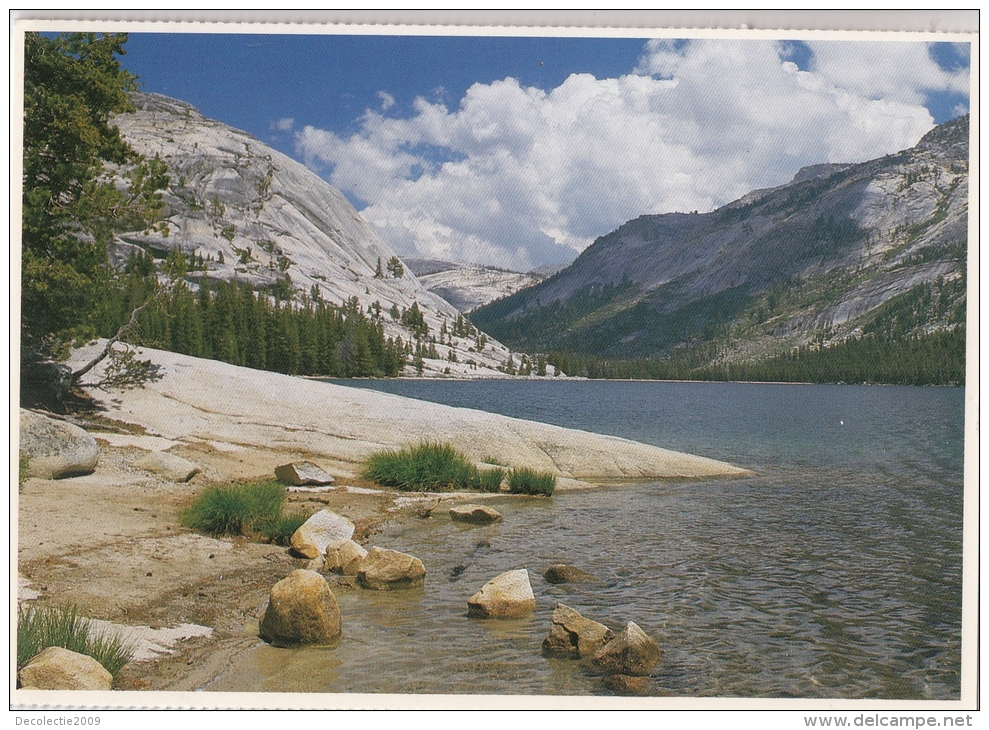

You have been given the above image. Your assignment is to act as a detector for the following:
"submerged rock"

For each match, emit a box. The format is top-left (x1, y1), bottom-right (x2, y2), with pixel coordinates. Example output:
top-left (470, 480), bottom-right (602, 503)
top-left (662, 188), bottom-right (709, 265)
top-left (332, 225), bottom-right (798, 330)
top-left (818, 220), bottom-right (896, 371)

top-left (357, 547), bottom-right (426, 590)
top-left (18, 646), bottom-right (113, 691)
top-left (601, 674), bottom-right (652, 695)
top-left (324, 538), bottom-right (368, 576)
top-left (542, 603), bottom-right (614, 659)
top-left (290, 509), bottom-right (355, 559)
top-left (275, 461), bottom-right (335, 486)
top-left (467, 569), bottom-right (536, 619)
top-left (543, 564), bottom-right (596, 584)
top-left (449, 504), bottom-right (503, 525)
top-left (592, 621), bottom-right (661, 676)
top-left (19, 410), bottom-right (99, 480)
top-left (259, 569), bottom-right (342, 647)
top-left (133, 451), bottom-right (202, 482)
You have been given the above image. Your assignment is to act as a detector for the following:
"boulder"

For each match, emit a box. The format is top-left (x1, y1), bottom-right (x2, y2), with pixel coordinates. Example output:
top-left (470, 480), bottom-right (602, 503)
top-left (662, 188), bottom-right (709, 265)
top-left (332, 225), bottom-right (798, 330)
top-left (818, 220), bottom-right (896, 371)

top-left (18, 646), bottom-right (113, 691)
top-left (543, 564), bottom-right (596, 584)
top-left (290, 509), bottom-right (355, 559)
top-left (258, 569), bottom-right (342, 647)
top-left (467, 569), bottom-right (536, 619)
top-left (591, 621), bottom-right (661, 677)
top-left (601, 674), bottom-right (652, 695)
top-left (449, 504), bottom-right (503, 525)
top-left (324, 539), bottom-right (368, 576)
top-left (19, 410), bottom-right (99, 479)
top-left (132, 451), bottom-right (201, 482)
top-left (542, 603), bottom-right (614, 659)
top-left (275, 461), bottom-right (335, 486)
top-left (357, 547), bottom-right (426, 590)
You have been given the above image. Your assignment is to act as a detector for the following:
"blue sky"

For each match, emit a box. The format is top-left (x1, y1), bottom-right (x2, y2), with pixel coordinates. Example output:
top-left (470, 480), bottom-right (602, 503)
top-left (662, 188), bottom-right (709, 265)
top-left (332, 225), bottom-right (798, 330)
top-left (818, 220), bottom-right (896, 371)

top-left (118, 33), bottom-right (972, 270)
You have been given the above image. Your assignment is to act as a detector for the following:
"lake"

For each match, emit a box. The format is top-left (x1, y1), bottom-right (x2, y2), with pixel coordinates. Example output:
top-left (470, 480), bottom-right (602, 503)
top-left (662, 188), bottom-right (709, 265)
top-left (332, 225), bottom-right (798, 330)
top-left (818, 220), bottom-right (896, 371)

top-left (209, 379), bottom-right (966, 698)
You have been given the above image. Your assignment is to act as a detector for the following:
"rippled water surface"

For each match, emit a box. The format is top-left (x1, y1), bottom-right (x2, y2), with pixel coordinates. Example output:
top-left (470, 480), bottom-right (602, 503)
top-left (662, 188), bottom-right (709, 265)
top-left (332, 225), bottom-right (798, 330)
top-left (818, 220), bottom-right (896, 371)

top-left (210, 381), bottom-right (966, 698)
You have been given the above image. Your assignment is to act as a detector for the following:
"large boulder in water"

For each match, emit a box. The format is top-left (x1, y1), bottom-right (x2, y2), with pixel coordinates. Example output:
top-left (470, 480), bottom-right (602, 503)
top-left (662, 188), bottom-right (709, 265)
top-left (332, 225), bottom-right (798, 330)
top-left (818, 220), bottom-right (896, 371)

top-left (591, 621), bottom-right (661, 676)
top-left (467, 569), bottom-right (536, 619)
top-left (356, 547), bottom-right (426, 590)
top-left (18, 646), bottom-right (113, 690)
top-left (258, 569), bottom-right (342, 647)
top-left (290, 509), bottom-right (355, 559)
top-left (19, 409), bottom-right (99, 479)
top-left (324, 538), bottom-right (368, 575)
top-left (542, 603), bottom-right (614, 658)
top-left (449, 504), bottom-right (503, 525)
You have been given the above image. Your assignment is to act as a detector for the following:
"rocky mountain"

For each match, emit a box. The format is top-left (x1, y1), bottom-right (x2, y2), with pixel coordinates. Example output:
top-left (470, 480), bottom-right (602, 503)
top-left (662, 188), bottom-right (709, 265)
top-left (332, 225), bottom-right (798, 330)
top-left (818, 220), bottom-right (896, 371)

top-left (111, 93), bottom-right (544, 377)
top-left (404, 258), bottom-right (544, 312)
top-left (472, 115), bottom-right (969, 368)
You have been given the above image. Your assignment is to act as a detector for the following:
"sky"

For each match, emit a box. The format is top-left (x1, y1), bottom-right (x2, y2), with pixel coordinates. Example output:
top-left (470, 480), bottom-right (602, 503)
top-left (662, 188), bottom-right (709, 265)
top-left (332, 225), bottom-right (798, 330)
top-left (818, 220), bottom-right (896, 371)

top-left (118, 32), bottom-right (972, 271)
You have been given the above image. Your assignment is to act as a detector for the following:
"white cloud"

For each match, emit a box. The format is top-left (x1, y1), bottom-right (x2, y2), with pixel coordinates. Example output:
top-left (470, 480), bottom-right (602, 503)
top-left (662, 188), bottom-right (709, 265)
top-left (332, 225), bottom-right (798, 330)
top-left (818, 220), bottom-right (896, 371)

top-left (296, 39), bottom-right (970, 270)
top-left (272, 117), bottom-right (295, 132)
top-left (377, 91), bottom-right (396, 111)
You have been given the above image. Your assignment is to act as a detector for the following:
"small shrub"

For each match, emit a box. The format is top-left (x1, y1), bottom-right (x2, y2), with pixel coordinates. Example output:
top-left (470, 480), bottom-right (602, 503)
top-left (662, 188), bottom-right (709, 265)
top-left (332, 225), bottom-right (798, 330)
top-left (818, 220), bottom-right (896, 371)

top-left (507, 467), bottom-right (556, 496)
top-left (477, 468), bottom-right (506, 493)
top-left (361, 442), bottom-right (482, 492)
top-left (17, 604), bottom-right (134, 676)
top-left (180, 481), bottom-right (292, 542)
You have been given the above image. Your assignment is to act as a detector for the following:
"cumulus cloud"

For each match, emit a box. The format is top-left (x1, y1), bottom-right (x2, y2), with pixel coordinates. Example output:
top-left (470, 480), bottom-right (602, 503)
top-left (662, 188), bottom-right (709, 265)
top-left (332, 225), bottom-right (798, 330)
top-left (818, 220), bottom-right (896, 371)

top-left (296, 39), bottom-right (970, 270)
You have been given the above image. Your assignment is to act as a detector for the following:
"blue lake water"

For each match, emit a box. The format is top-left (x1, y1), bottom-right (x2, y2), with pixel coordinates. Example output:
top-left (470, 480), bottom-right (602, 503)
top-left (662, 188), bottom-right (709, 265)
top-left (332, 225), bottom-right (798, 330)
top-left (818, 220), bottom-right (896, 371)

top-left (212, 379), bottom-right (967, 699)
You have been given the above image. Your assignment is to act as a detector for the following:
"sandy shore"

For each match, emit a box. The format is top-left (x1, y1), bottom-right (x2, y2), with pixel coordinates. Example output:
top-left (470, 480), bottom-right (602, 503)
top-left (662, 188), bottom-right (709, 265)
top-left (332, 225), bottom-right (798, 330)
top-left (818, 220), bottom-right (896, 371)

top-left (15, 345), bottom-right (751, 696)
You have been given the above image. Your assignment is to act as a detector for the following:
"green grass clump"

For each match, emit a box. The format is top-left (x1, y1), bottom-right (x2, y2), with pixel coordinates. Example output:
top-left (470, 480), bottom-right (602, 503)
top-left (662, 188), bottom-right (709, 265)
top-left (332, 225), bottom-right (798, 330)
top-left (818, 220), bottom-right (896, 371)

top-left (17, 604), bottom-right (134, 676)
top-left (180, 481), bottom-right (302, 544)
top-left (507, 467), bottom-right (556, 496)
top-left (361, 442), bottom-right (485, 492)
top-left (477, 467), bottom-right (506, 493)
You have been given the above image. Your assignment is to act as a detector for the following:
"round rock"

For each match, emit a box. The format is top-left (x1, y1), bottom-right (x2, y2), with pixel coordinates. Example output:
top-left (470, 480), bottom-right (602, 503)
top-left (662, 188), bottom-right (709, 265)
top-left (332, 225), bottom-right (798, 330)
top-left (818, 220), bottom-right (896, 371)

top-left (449, 504), bottom-right (503, 525)
top-left (543, 564), bottom-right (596, 584)
top-left (356, 547), bottom-right (426, 590)
top-left (19, 409), bottom-right (99, 479)
top-left (290, 509), bottom-right (355, 559)
top-left (18, 646), bottom-right (113, 691)
top-left (324, 538), bottom-right (368, 576)
top-left (258, 569), bottom-right (342, 647)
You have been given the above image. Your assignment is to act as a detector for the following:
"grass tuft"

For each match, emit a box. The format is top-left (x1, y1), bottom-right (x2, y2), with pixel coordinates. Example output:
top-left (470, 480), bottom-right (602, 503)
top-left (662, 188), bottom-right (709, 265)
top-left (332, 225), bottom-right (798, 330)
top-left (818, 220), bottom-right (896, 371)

top-left (361, 442), bottom-right (483, 492)
top-left (17, 604), bottom-right (134, 676)
top-left (507, 467), bottom-right (557, 496)
top-left (477, 467), bottom-right (506, 493)
top-left (179, 481), bottom-right (301, 544)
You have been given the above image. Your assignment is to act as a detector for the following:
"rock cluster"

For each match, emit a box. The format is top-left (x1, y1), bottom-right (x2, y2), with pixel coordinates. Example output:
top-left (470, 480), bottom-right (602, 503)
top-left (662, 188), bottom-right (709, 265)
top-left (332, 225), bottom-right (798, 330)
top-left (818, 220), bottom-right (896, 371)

top-left (18, 646), bottom-right (113, 691)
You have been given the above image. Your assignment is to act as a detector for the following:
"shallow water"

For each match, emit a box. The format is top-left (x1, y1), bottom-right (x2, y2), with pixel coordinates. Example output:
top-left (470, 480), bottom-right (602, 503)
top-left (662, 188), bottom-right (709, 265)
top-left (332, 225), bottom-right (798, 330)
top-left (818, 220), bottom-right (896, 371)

top-left (207, 381), bottom-right (965, 698)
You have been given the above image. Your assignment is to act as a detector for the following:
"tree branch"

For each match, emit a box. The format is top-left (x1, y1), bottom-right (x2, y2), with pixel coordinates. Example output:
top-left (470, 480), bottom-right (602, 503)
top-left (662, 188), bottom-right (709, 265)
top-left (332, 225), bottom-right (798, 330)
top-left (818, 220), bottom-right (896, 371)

top-left (70, 298), bottom-right (152, 383)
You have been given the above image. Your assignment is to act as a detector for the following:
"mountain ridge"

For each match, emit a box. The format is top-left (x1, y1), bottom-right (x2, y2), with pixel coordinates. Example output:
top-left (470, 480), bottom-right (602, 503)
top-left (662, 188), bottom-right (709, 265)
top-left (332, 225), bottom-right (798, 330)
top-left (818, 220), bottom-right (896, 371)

top-left (472, 114), bottom-right (968, 375)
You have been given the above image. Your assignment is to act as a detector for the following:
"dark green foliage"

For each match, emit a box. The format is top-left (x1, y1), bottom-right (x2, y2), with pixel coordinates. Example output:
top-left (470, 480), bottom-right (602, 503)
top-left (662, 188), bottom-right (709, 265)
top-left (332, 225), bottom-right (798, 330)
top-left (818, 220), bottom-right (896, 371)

top-left (507, 467), bottom-right (556, 496)
top-left (90, 275), bottom-right (405, 378)
top-left (478, 468), bottom-right (506, 493)
top-left (17, 603), bottom-right (134, 676)
top-left (21, 32), bottom-right (168, 368)
top-left (361, 442), bottom-right (485, 492)
top-left (179, 481), bottom-right (303, 544)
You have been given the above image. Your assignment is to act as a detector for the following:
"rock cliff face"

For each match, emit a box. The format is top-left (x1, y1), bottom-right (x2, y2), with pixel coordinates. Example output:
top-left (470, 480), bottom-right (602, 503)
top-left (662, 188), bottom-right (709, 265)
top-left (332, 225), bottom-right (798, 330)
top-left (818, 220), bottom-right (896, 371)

top-left (405, 258), bottom-right (543, 312)
top-left (473, 115), bottom-right (969, 362)
top-left (110, 93), bottom-right (533, 377)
